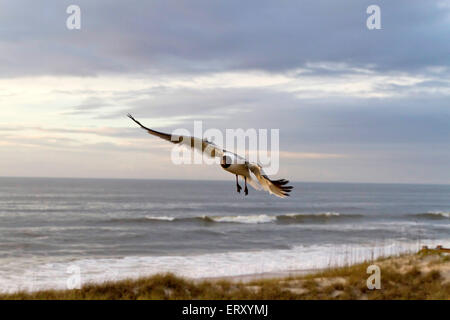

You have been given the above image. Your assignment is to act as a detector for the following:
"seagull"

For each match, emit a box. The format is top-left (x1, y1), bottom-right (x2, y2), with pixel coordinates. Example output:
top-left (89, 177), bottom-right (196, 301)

top-left (127, 114), bottom-right (293, 198)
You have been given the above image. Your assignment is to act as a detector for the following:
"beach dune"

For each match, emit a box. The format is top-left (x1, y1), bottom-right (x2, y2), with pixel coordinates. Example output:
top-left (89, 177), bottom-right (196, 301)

top-left (2, 250), bottom-right (449, 300)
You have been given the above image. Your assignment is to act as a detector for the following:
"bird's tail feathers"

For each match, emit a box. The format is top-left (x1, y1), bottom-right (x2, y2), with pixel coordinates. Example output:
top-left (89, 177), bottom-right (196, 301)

top-left (249, 164), bottom-right (293, 198)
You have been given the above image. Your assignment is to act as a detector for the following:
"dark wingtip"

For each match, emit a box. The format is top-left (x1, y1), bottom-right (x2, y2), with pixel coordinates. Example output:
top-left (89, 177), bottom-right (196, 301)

top-left (127, 114), bottom-right (144, 128)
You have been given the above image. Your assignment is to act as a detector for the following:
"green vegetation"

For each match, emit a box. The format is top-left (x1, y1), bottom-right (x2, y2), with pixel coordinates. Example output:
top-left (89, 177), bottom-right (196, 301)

top-left (1, 252), bottom-right (449, 300)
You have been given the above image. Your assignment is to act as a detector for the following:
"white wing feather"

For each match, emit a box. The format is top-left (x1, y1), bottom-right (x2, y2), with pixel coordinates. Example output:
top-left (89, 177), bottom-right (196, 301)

top-left (248, 163), bottom-right (292, 198)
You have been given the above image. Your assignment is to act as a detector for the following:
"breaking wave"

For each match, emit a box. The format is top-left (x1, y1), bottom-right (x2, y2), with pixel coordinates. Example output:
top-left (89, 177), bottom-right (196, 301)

top-left (144, 216), bottom-right (176, 221)
top-left (142, 212), bottom-right (362, 225)
top-left (409, 211), bottom-right (450, 219)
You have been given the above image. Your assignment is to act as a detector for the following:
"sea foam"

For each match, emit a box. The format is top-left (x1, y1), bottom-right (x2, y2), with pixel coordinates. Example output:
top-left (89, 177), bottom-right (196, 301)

top-left (1, 239), bottom-right (446, 294)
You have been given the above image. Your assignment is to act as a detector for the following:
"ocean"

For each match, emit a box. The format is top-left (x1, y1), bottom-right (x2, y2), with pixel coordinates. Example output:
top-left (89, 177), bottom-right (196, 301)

top-left (0, 177), bottom-right (449, 293)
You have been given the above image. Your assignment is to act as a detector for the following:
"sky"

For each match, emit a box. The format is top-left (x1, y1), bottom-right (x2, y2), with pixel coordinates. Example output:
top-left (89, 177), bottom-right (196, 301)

top-left (0, 0), bottom-right (449, 183)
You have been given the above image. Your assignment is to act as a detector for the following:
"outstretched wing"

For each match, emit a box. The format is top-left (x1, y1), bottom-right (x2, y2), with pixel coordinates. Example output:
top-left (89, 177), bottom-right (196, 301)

top-left (248, 163), bottom-right (293, 198)
top-left (128, 114), bottom-right (224, 158)
top-left (128, 114), bottom-right (179, 143)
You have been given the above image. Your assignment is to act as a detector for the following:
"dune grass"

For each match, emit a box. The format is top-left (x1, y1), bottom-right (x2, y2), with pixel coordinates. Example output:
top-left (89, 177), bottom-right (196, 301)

top-left (1, 251), bottom-right (449, 300)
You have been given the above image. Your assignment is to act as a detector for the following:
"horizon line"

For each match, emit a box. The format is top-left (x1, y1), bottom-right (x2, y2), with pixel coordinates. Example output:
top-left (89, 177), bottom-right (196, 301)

top-left (1, 175), bottom-right (450, 187)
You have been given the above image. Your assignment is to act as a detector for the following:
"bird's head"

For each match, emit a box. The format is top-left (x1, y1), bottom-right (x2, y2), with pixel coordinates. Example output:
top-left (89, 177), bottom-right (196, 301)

top-left (220, 155), bottom-right (232, 168)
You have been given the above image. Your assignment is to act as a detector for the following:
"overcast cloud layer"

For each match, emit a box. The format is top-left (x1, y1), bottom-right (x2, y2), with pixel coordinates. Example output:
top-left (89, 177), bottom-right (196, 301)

top-left (1, 0), bottom-right (449, 77)
top-left (0, 1), bottom-right (449, 184)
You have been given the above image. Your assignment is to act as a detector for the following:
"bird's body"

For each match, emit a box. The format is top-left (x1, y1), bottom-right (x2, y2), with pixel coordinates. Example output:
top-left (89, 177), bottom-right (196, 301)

top-left (128, 114), bottom-right (293, 198)
top-left (220, 153), bottom-right (247, 175)
top-left (222, 163), bottom-right (250, 177)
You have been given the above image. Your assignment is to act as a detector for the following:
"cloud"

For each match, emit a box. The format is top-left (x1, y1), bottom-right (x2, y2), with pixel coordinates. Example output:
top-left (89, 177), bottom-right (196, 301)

top-left (1, 1), bottom-right (449, 183)
top-left (0, 1), bottom-right (448, 77)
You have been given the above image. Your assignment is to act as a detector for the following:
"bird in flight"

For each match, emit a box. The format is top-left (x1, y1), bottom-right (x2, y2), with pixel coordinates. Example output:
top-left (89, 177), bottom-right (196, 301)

top-left (127, 114), bottom-right (293, 198)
